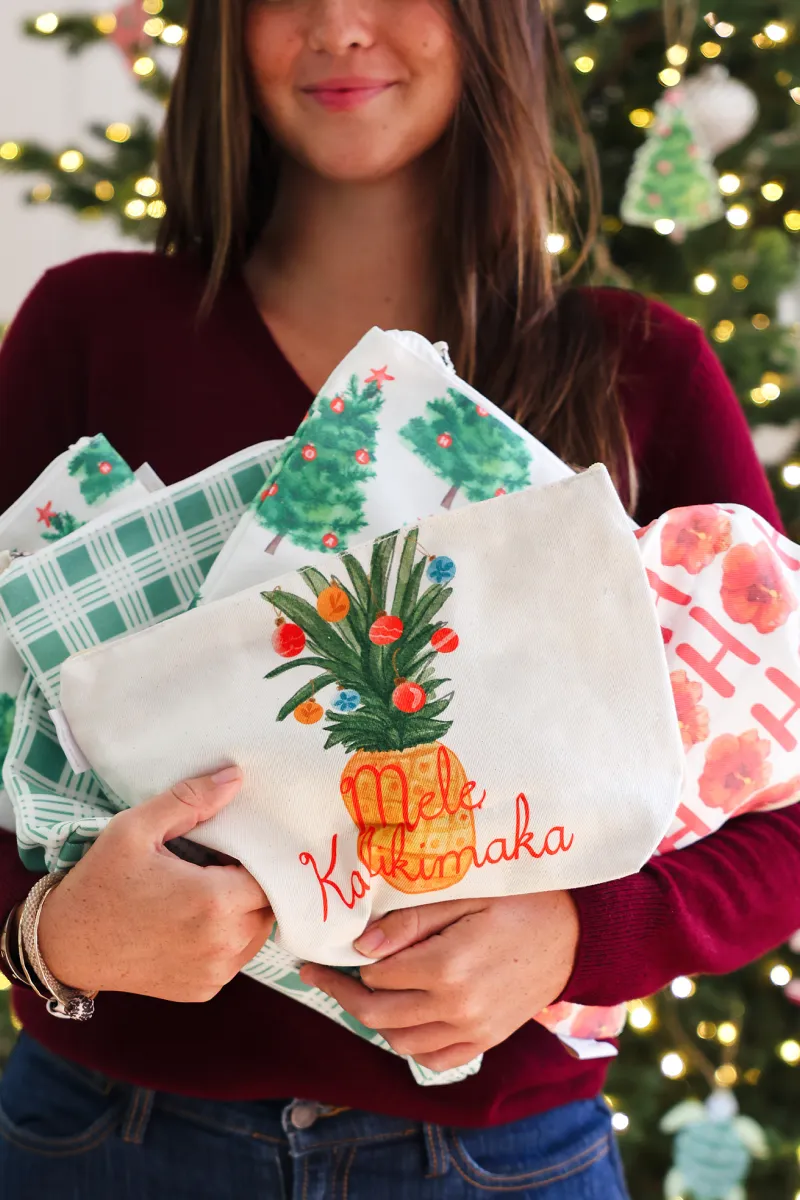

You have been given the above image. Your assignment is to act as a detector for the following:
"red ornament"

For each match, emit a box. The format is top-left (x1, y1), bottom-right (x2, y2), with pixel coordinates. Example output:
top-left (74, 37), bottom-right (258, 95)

top-left (261, 483), bottom-right (279, 501)
top-left (437, 433), bottom-right (453, 449)
top-left (330, 397), bottom-right (345, 414)
top-left (355, 449), bottom-right (371, 465)
top-left (369, 614), bottom-right (404, 645)
top-left (99, 461), bottom-right (112, 475)
top-left (392, 681), bottom-right (426, 714)
top-left (476, 406), bottom-right (489, 417)
top-left (272, 621), bottom-right (306, 659)
top-left (431, 627), bottom-right (459, 654)
top-left (495, 488), bottom-right (507, 497)
top-left (322, 532), bottom-right (339, 549)
top-left (302, 445), bottom-right (317, 462)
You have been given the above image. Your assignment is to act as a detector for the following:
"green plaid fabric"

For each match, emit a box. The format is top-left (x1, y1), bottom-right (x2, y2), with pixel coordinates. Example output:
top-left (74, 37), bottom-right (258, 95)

top-left (0, 442), bottom-right (286, 707)
top-left (2, 674), bottom-right (477, 1087)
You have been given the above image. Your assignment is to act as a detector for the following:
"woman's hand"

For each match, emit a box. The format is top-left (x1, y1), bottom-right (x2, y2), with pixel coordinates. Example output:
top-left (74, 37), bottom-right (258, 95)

top-left (300, 891), bottom-right (579, 1072)
top-left (36, 768), bottom-right (275, 1003)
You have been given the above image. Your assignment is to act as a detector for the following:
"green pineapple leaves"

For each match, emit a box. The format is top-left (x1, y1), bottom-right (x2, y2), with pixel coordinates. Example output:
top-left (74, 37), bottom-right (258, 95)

top-left (264, 528), bottom-right (457, 752)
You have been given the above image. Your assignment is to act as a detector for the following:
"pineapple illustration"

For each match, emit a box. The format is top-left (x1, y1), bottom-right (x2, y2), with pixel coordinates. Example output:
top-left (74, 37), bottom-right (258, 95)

top-left (264, 528), bottom-right (477, 895)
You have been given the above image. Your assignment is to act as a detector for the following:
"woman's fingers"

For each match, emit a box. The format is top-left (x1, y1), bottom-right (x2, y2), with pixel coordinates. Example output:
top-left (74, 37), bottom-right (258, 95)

top-left (353, 899), bottom-right (485, 960)
top-left (376, 1021), bottom-right (463, 1057)
top-left (300, 963), bottom-right (436, 1029)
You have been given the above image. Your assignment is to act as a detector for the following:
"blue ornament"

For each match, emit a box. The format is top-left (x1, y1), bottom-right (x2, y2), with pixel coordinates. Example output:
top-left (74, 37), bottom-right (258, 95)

top-left (427, 556), bottom-right (456, 584)
top-left (332, 689), bottom-right (361, 714)
top-left (662, 1092), bottom-right (767, 1200)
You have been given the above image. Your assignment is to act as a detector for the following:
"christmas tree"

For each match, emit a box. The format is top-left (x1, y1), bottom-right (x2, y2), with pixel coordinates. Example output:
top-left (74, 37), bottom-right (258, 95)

top-left (68, 435), bottom-right (136, 505)
top-left (256, 372), bottom-right (385, 555)
top-left (39, 511), bottom-right (85, 542)
top-left (2, 2), bottom-right (800, 1195)
top-left (621, 91), bottom-right (725, 234)
top-left (399, 391), bottom-right (533, 509)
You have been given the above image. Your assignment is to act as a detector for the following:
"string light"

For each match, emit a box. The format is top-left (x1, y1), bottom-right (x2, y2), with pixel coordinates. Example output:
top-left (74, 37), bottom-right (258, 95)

top-left (718, 173), bottom-right (741, 195)
top-left (715, 1064), bottom-right (738, 1087)
top-left (0, 974), bottom-right (9, 992)
top-left (143, 17), bottom-right (165, 36)
top-left (776, 71), bottom-right (793, 86)
top-left (770, 964), bottom-right (792, 986)
top-left (659, 67), bottom-right (682, 87)
top-left (732, 274), bottom-right (749, 290)
top-left (546, 233), bottom-right (569, 255)
top-left (761, 181), bottom-right (784, 202)
top-left (764, 22), bottom-right (789, 42)
top-left (717, 1021), bottom-right (738, 1045)
top-left (694, 272), bottom-right (718, 295)
top-left (753, 33), bottom-right (774, 50)
top-left (654, 218), bottom-right (676, 235)
top-left (726, 204), bottom-right (750, 227)
top-left (744, 1068), bottom-right (761, 1085)
top-left (161, 24), bottom-right (186, 45)
top-left (30, 183), bottom-right (51, 202)
top-left (611, 1113), bottom-right (630, 1132)
top-left (133, 56), bottom-right (156, 77)
top-left (142, 0), bottom-right (164, 11)
top-left (779, 1039), bottom-right (800, 1065)
top-left (574, 56), bottom-right (595, 73)
top-left (124, 199), bottom-right (147, 220)
top-left (147, 199), bottom-right (166, 219)
top-left (782, 464), bottom-right (800, 489)
top-left (34, 12), bottom-right (59, 34)
top-left (671, 977), bottom-right (696, 998)
top-left (791, 88), bottom-right (800, 105)
top-left (585, 3), bottom-right (609, 20)
top-left (697, 1021), bottom-right (717, 1039)
top-left (105, 123), bottom-right (131, 143)
top-left (785, 211), bottom-right (800, 232)
top-left (751, 388), bottom-right (769, 406)
top-left (761, 374), bottom-right (782, 401)
top-left (628, 1001), bottom-right (655, 1031)
top-left (752, 313), bottom-right (771, 330)
top-left (95, 181), bottom-right (114, 201)
top-left (712, 320), bottom-right (735, 343)
top-left (0, 142), bottom-right (21, 161)
top-left (135, 176), bottom-right (160, 197)
top-left (629, 108), bottom-right (655, 128)
top-left (92, 13), bottom-right (116, 34)
top-left (58, 150), bottom-right (83, 173)
top-left (700, 41), bottom-right (722, 57)
top-left (666, 44), bottom-right (689, 66)
top-left (715, 21), bottom-right (735, 38)
top-left (661, 1052), bottom-right (687, 1079)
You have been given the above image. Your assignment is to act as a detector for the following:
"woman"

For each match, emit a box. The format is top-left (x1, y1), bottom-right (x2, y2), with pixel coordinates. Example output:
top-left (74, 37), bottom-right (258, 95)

top-left (0, 2), bottom-right (797, 1197)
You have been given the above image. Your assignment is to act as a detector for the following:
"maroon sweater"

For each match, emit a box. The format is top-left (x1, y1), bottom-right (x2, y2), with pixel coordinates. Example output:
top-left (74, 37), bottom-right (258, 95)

top-left (1, 252), bottom-right (797, 1128)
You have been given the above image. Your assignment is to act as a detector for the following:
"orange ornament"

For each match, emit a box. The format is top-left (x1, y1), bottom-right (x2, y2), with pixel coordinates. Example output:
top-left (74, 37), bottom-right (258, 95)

top-left (317, 586), bottom-right (351, 623)
top-left (294, 700), bottom-right (324, 725)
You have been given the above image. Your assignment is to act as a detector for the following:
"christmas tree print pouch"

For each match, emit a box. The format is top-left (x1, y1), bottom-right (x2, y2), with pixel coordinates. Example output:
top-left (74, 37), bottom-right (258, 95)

top-left (56, 466), bottom-right (682, 961)
top-left (196, 328), bottom-right (576, 605)
top-left (0, 434), bottom-right (153, 832)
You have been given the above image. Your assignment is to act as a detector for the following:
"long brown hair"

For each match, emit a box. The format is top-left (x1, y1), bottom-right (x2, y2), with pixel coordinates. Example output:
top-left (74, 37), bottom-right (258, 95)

top-left (157, 0), bottom-right (636, 509)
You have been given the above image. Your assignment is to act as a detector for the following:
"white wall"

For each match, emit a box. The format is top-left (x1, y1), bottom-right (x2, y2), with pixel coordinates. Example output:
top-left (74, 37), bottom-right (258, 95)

top-left (0, 0), bottom-right (163, 321)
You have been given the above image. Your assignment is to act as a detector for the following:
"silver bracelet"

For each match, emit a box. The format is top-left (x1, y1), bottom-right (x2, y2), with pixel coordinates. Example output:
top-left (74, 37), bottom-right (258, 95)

top-left (19, 872), bottom-right (97, 1021)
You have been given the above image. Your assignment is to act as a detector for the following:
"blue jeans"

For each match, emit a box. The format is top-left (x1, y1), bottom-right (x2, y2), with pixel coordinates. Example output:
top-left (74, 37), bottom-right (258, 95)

top-left (0, 1033), bottom-right (629, 1198)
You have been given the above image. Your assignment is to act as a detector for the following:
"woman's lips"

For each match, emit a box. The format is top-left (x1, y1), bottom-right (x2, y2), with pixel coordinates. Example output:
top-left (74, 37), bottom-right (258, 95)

top-left (302, 81), bottom-right (395, 112)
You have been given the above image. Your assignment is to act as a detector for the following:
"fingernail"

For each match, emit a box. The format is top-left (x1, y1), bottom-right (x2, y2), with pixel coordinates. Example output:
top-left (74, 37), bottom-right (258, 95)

top-left (354, 926), bottom-right (388, 957)
top-left (211, 766), bottom-right (241, 786)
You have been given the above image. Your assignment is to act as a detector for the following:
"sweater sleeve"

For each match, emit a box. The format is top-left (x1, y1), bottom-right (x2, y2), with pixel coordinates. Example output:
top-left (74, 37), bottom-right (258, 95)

top-left (0, 267), bottom-right (87, 962)
top-left (564, 307), bottom-right (796, 1007)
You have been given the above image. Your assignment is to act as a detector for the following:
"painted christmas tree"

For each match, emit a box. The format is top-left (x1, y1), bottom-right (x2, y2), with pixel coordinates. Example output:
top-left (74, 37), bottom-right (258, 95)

top-left (68, 434), bottom-right (136, 506)
top-left (256, 370), bottom-right (387, 555)
top-left (621, 91), bottom-right (724, 235)
top-left (40, 511), bottom-right (85, 542)
top-left (399, 390), bottom-right (533, 510)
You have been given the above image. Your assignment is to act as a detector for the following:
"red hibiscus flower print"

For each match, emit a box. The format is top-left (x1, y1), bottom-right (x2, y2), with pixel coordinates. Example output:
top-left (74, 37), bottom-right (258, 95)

top-left (670, 670), bottom-right (709, 749)
top-left (660, 506), bottom-right (732, 575)
top-left (720, 541), bottom-right (798, 635)
top-left (698, 730), bottom-right (772, 813)
top-left (737, 775), bottom-right (800, 816)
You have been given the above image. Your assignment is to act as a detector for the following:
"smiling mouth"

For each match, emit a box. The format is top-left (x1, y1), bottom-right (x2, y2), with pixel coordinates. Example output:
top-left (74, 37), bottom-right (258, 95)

top-left (302, 82), bottom-right (396, 112)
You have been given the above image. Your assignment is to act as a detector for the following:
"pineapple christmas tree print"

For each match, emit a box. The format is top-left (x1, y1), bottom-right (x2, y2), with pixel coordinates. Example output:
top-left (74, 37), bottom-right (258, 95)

top-left (68, 434), bottom-right (136, 505)
top-left (256, 371), bottom-right (387, 555)
top-left (400, 390), bottom-right (533, 510)
top-left (38, 508), bottom-right (85, 543)
top-left (264, 528), bottom-right (477, 894)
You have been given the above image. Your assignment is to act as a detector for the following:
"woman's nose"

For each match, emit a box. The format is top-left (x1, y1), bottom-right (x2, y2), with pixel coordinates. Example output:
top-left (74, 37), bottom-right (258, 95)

top-left (306, 0), bottom-right (378, 55)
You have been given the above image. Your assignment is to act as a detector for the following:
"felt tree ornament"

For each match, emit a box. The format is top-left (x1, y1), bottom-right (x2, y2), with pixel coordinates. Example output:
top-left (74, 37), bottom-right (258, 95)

top-left (399, 389), bottom-right (533, 510)
top-left (661, 1090), bottom-right (768, 1200)
top-left (256, 373), bottom-right (386, 555)
top-left (263, 531), bottom-right (476, 894)
top-left (621, 90), bottom-right (724, 237)
top-left (68, 435), bottom-right (137, 506)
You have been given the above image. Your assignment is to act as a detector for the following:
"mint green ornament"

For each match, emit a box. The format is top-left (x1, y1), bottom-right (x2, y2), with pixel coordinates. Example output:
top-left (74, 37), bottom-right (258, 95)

top-left (661, 1090), bottom-right (768, 1200)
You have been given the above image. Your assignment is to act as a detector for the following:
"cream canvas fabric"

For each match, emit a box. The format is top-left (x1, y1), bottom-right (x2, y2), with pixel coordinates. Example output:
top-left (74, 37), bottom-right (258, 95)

top-left (58, 467), bottom-right (683, 965)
